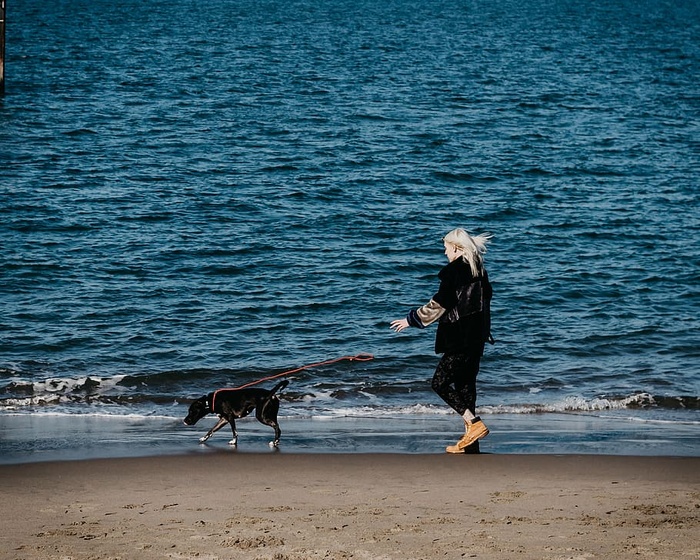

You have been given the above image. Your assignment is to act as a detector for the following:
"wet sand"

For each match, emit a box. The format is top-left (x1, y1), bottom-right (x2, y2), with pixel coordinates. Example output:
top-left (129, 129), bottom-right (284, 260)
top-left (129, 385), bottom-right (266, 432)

top-left (3, 412), bottom-right (699, 464)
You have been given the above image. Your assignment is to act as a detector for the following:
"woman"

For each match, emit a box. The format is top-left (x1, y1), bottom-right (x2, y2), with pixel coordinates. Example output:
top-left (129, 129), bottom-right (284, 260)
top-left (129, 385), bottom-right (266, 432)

top-left (391, 228), bottom-right (493, 454)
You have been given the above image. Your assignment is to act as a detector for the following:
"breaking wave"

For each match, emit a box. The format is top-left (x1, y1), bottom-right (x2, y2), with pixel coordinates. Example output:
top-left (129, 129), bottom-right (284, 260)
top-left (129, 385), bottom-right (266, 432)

top-left (1, 369), bottom-right (697, 422)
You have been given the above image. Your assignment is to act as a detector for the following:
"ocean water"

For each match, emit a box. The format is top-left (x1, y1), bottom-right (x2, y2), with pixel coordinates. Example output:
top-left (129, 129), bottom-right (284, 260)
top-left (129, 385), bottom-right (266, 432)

top-left (1, 0), bottom-right (699, 462)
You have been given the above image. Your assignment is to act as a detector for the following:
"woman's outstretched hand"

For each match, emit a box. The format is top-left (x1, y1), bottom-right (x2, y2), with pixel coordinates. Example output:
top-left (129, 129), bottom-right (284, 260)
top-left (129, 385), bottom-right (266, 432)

top-left (390, 318), bottom-right (409, 333)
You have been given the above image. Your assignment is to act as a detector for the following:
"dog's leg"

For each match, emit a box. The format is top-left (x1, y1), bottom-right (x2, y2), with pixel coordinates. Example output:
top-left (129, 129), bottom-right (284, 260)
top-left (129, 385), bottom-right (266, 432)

top-left (257, 397), bottom-right (282, 447)
top-left (269, 421), bottom-right (281, 448)
top-left (228, 418), bottom-right (238, 446)
top-left (199, 416), bottom-right (229, 443)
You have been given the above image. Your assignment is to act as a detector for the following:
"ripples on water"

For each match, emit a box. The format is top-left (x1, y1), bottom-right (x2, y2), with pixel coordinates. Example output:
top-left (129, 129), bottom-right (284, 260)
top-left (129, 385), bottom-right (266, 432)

top-left (1, 0), bottom-right (698, 427)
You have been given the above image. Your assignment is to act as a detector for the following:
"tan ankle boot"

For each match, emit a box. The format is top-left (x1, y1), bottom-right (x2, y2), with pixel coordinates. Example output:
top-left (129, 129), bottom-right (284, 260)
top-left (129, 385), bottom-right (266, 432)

top-left (445, 417), bottom-right (489, 453)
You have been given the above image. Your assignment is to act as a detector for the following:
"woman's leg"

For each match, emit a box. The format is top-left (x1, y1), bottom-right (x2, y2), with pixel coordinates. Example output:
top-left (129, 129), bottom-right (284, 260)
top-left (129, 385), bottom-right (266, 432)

top-left (453, 354), bottom-right (480, 417)
top-left (431, 353), bottom-right (480, 415)
top-left (433, 354), bottom-right (488, 453)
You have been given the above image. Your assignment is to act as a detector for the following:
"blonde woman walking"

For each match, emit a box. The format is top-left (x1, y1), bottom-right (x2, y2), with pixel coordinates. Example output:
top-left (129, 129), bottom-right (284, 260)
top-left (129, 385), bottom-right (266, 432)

top-left (391, 228), bottom-right (494, 453)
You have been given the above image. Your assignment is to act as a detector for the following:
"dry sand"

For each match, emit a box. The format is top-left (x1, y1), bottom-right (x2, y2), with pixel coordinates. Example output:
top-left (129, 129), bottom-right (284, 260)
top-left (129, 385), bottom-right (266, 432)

top-left (1, 453), bottom-right (698, 560)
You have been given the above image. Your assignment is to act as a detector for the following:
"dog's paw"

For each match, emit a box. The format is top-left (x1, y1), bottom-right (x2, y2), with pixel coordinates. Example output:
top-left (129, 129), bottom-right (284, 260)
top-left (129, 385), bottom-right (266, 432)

top-left (269, 440), bottom-right (279, 448)
top-left (228, 438), bottom-right (238, 446)
top-left (199, 436), bottom-right (210, 444)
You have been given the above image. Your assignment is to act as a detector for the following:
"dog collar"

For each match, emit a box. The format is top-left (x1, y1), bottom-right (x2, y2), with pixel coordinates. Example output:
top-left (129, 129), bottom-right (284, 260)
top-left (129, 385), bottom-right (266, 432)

top-left (209, 390), bottom-right (220, 413)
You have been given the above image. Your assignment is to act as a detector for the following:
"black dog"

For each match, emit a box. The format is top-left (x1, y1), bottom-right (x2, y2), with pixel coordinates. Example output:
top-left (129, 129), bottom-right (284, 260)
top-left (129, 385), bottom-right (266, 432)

top-left (183, 380), bottom-right (289, 447)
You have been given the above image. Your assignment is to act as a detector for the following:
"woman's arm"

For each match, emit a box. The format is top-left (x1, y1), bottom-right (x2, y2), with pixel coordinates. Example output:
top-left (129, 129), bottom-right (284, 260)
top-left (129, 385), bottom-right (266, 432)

top-left (391, 299), bottom-right (446, 332)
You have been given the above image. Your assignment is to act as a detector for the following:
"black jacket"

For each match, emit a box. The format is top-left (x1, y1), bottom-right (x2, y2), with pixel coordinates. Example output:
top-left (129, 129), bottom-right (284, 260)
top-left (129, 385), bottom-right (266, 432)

top-left (432, 258), bottom-right (493, 355)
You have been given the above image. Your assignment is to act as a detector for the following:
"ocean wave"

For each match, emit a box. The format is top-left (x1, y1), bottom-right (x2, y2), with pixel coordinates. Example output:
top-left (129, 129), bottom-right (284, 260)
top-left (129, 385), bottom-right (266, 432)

top-left (482, 394), bottom-right (700, 414)
top-left (299, 393), bottom-right (700, 418)
top-left (2, 367), bottom-right (698, 417)
top-left (308, 403), bottom-right (452, 418)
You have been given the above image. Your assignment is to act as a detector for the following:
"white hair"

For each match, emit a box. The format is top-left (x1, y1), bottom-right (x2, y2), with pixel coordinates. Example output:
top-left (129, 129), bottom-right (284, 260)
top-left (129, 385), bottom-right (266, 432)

top-left (443, 228), bottom-right (492, 277)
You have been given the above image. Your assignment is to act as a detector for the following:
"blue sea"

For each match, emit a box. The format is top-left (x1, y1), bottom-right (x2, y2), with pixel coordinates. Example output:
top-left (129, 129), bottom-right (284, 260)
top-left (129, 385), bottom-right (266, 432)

top-left (1, 0), bottom-right (698, 463)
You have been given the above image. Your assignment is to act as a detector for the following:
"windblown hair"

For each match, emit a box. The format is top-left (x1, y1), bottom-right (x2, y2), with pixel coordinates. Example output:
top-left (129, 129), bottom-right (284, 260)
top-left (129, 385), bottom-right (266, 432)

top-left (443, 228), bottom-right (492, 277)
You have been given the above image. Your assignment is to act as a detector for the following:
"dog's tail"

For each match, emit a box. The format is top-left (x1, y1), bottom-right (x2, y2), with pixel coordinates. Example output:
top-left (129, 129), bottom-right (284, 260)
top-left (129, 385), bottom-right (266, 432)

top-left (270, 379), bottom-right (290, 396)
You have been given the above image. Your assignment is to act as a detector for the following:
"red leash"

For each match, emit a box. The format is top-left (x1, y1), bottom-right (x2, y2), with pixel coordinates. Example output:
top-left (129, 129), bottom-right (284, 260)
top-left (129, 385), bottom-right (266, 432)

top-left (211, 353), bottom-right (374, 410)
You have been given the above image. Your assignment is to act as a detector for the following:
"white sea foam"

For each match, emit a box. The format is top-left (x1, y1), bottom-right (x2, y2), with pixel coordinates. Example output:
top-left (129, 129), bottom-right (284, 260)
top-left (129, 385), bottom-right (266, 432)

top-left (289, 393), bottom-right (673, 419)
top-left (479, 393), bottom-right (658, 415)
top-left (0, 410), bottom-right (177, 420)
top-left (307, 403), bottom-right (451, 419)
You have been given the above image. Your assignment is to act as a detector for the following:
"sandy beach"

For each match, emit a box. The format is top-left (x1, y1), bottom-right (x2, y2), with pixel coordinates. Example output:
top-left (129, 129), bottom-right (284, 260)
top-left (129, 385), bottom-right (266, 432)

top-left (2, 453), bottom-right (698, 560)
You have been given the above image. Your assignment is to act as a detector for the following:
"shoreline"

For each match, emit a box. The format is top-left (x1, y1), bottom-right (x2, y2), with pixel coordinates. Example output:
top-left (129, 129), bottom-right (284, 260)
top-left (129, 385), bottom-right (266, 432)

top-left (2, 411), bottom-right (699, 465)
top-left (2, 454), bottom-right (698, 560)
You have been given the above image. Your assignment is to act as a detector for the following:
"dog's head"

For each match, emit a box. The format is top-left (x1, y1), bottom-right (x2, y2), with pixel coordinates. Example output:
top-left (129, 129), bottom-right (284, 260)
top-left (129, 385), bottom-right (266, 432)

top-left (183, 396), bottom-right (209, 426)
